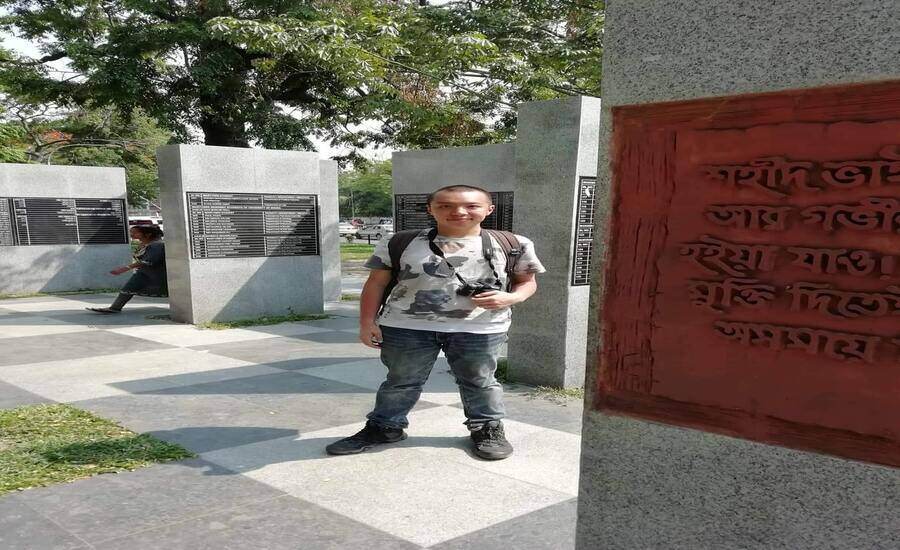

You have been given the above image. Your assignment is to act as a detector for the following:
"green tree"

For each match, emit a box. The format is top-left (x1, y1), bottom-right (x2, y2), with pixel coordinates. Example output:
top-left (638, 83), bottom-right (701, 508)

top-left (0, 97), bottom-right (172, 205)
top-left (0, 0), bottom-right (603, 157)
top-left (339, 160), bottom-right (392, 218)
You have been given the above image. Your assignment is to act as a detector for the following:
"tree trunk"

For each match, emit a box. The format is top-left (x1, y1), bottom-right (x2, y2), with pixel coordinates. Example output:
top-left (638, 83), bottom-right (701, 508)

top-left (199, 115), bottom-right (250, 148)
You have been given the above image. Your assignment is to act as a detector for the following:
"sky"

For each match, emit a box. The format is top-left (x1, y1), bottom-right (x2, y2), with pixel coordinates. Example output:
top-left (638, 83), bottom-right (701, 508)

top-left (2, 34), bottom-right (393, 162)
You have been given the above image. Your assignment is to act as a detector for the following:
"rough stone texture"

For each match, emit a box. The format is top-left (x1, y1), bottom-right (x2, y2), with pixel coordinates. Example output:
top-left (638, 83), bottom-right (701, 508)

top-left (156, 145), bottom-right (325, 324)
top-left (579, 1), bottom-right (900, 548)
top-left (319, 160), bottom-right (341, 301)
top-left (392, 142), bottom-right (516, 195)
top-left (0, 164), bottom-right (131, 294)
top-left (508, 96), bottom-right (600, 388)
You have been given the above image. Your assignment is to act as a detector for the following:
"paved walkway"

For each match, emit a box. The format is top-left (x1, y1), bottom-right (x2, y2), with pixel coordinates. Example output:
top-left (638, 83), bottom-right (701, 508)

top-left (0, 293), bottom-right (582, 549)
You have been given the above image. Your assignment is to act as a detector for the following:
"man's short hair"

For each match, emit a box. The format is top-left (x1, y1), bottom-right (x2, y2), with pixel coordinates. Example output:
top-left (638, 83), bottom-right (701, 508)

top-left (426, 185), bottom-right (493, 205)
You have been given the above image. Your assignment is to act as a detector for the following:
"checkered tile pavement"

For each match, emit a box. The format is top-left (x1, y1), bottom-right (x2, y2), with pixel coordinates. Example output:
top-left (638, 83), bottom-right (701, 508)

top-left (0, 293), bottom-right (581, 549)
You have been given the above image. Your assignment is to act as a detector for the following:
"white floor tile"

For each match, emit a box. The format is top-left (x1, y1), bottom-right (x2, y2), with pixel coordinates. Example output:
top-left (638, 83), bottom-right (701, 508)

top-left (201, 415), bottom-right (572, 547)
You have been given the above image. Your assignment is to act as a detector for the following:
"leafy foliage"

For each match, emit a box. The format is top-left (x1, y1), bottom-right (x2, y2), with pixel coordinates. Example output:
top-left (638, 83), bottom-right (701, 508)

top-left (339, 159), bottom-right (393, 217)
top-left (0, 0), bottom-right (603, 156)
top-left (0, 96), bottom-right (172, 205)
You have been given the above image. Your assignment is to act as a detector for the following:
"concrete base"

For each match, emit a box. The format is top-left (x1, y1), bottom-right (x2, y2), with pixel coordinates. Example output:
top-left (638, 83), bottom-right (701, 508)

top-left (577, 413), bottom-right (900, 549)
top-left (0, 245), bottom-right (131, 294)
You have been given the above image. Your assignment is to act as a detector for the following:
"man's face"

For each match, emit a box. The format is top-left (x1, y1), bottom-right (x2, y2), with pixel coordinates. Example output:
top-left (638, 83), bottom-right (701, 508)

top-left (427, 190), bottom-right (495, 230)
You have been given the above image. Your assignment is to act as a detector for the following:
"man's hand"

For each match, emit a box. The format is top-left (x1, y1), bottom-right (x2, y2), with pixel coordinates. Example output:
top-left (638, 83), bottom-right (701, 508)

top-left (109, 266), bottom-right (131, 275)
top-left (470, 290), bottom-right (520, 310)
top-left (359, 321), bottom-right (383, 349)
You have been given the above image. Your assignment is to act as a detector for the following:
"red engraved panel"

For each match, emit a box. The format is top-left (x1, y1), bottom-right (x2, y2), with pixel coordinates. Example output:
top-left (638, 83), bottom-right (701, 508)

top-left (599, 80), bottom-right (900, 468)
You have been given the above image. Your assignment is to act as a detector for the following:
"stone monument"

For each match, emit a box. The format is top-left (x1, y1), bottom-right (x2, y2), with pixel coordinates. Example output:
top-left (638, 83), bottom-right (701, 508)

top-left (391, 96), bottom-right (601, 388)
top-left (0, 164), bottom-right (131, 294)
top-left (579, 1), bottom-right (900, 548)
top-left (157, 145), bottom-right (338, 323)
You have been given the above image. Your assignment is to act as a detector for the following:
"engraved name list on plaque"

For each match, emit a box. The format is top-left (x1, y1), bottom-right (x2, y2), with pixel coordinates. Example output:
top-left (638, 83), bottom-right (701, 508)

top-left (187, 192), bottom-right (319, 259)
top-left (572, 177), bottom-right (597, 286)
top-left (600, 82), bottom-right (900, 468)
top-left (0, 197), bottom-right (128, 246)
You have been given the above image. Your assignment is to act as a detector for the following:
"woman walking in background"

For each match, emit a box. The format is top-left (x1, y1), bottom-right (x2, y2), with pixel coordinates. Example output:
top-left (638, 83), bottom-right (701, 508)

top-left (87, 225), bottom-right (167, 314)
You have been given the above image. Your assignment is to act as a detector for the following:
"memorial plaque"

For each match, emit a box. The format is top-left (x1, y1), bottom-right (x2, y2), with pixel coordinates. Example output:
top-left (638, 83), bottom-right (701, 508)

top-left (599, 81), bottom-right (900, 467)
top-left (572, 177), bottom-right (597, 286)
top-left (0, 198), bottom-right (14, 246)
top-left (2, 197), bottom-right (127, 246)
top-left (187, 192), bottom-right (319, 259)
top-left (394, 191), bottom-right (514, 231)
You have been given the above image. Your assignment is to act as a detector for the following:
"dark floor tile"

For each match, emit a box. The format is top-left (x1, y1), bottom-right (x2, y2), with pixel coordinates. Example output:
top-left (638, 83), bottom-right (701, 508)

top-left (0, 331), bottom-right (173, 367)
top-left (14, 458), bottom-right (286, 545)
top-left (192, 336), bottom-right (378, 365)
top-left (259, 356), bottom-right (371, 371)
top-left (133, 371), bottom-right (412, 433)
top-left (429, 498), bottom-right (577, 550)
top-left (94, 494), bottom-right (421, 549)
top-left (0, 380), bottom-right (54, 409)
top-left (0, 495), bottom-right (88, 550)
top-left (72, 393), bottom-right (310, 453)
top-left (282, 330), bottom-right (360, 344)
top-left (47, 306), bottom-right (173, 327)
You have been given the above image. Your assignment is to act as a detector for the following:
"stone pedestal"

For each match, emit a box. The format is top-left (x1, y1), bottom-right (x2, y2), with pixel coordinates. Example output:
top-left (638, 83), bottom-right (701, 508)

top-left (157, 145), bottom-right (333, 324)
top-left (0, 164), bottom-right (131, 294)
top-left (578, 1), bottom-right (900, 548)
top-left (508, 96), bottom-right (601, 388)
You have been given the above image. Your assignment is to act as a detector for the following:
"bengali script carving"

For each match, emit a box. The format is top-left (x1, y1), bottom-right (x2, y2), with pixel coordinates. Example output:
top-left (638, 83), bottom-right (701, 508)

top-left (705, 204), bottom-right (793, 231)
top-left (687, 278), bottom-right (777, 312)
top-left (801, 197), bottom-right (900, 233)
top-left (680, 236), bottom-right (779, 277)
top-left (713, 321), bottom-right (881, 363)
top-left (701, 146), bottom-right (900, 196)
top-left (821, 145), bottom-right (900, 189)
top-left (788, 282), bottom-right (900, 318)
top-left (786, 246), bottom-right (896, 278)
top-left (703, 157), bottom-right (814, 197)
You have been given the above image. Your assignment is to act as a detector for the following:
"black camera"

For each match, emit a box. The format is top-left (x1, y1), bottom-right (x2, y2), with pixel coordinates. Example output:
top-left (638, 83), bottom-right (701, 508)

top-left (456, 280), bottom-right (502, 297)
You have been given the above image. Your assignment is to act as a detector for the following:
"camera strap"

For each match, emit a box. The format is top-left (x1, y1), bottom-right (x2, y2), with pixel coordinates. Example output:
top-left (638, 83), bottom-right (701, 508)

top-left (425, 228), bottom-right (501, 287)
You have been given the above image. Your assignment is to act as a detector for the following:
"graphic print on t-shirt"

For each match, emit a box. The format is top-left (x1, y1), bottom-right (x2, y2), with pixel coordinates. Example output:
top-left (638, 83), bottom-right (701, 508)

top-left (365, 232), bottom-right (546, 334)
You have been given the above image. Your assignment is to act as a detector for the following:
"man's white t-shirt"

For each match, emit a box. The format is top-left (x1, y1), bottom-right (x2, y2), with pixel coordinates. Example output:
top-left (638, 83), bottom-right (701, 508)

top-left (365, 231), bottom-right (546, 334)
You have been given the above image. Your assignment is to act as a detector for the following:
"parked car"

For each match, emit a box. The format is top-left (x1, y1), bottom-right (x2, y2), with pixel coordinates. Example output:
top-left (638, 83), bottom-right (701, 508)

top-left (356, 223), bottom-right (394, 240)
top-left (339, 222), bottom-right (359, 238)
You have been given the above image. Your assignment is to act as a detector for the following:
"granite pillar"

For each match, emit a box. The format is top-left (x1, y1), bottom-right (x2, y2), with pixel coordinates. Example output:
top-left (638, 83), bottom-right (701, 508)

top-left (578, 1), bottom-right (900, 548)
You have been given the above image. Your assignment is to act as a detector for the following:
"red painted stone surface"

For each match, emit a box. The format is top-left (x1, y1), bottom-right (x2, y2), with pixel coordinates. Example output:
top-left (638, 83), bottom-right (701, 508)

top-left (598, 80), bottom-right (900, 468)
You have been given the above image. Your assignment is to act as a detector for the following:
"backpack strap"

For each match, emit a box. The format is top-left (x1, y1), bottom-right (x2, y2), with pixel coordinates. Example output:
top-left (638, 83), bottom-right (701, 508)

top-left (484, 229), bottom-right (522, 290)
top-left (380, 229), bottom-right (423, 312)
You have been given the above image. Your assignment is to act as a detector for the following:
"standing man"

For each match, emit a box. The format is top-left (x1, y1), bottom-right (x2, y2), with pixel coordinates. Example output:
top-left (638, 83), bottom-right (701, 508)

top-left (326, 185), bottom-right (545, 460)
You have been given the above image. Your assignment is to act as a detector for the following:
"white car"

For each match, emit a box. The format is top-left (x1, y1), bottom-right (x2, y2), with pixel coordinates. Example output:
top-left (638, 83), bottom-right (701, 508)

top-left (338, 222), bottom-right (359, 238)
top-left (356, 223), bottom-right (394, 240)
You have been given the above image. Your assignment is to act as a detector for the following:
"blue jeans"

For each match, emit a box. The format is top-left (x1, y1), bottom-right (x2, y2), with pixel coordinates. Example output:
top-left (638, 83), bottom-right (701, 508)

top-left (367, 325), bottom-right (507, 430)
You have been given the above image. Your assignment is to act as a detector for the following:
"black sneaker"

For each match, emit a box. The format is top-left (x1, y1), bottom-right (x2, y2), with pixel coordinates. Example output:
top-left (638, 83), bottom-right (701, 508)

top-left (325, 421), bottom-right (407, 455)
top-left (470, 420), bottom-right (513, 460)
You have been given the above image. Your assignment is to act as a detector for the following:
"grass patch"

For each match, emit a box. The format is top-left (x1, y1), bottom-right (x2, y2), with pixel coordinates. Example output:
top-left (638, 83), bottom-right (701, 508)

top-left (340, 243), bottom-right (375, 262)
top-left (0, 288), bottom-right (119, 300)
top-left (341, 293), bottom-right (360, 301)
top-left (528, 386), bottom-right (585, 402)
top-left (0, 404), bottom-right (193, 495)
top-left (145, 314), bottom-right (172, 321)
top-left (198, 312), bottom-right (331, 330)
